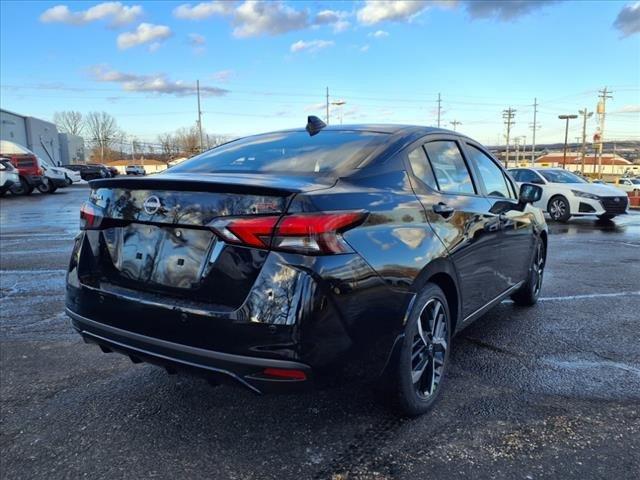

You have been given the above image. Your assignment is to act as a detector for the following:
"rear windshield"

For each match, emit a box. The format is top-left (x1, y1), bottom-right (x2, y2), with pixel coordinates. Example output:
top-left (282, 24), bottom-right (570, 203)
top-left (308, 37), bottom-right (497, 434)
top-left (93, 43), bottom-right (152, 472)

top-left (16, 159), bottom-right (36, 167)
top-left (169, 130), bottom-right (388, 175)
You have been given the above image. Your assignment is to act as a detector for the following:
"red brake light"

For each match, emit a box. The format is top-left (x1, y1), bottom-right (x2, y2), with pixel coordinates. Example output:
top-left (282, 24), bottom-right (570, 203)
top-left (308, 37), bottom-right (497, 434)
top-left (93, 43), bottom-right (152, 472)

top-left (79, 202), bottom-right (103, 230)
top-left (210, 211), bottom-right (366, 255)
top-left (262, 368), bottom-right (307, 381)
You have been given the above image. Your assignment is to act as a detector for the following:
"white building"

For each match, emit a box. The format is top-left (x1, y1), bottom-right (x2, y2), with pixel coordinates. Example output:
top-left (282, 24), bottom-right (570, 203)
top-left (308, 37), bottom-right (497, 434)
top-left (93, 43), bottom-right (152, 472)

top-left (0, 108), bottom-right (85, 166)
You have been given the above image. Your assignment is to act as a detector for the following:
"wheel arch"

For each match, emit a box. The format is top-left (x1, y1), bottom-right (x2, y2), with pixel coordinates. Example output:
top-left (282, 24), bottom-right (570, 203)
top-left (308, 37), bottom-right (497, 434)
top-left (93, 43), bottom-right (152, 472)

top-left (412, 258), bottom-right (461, 333)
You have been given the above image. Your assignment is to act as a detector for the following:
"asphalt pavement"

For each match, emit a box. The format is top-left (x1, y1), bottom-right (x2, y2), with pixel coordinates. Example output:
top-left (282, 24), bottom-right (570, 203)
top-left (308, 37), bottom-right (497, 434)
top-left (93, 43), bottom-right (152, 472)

top-left (1, 186), bottom-right (639, 479)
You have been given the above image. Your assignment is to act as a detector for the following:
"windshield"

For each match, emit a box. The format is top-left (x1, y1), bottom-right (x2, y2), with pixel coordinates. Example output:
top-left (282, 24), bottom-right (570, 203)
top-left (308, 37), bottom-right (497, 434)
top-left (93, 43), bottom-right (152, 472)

top-left (538, 170), bottom-right (587, 184)
top-left (168, 130), bottom-right (388, 175)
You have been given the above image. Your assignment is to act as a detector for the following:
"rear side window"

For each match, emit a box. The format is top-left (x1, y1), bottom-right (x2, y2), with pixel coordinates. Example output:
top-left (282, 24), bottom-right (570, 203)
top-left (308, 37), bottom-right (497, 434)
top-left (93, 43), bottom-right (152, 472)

top-left (424, 141), bottom-right (475, 194)
top-left (169, 130), bottom-right (388, 175)
top-left (466, 145), bottom-right (514, 198)
top-left (407, 146), bottom-right (437, 190)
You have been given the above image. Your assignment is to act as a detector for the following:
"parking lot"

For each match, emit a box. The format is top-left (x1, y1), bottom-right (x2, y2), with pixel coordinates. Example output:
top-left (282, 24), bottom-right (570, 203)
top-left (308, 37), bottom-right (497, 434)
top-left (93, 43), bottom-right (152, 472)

top-left (1, 186), bottom-right (639, 479)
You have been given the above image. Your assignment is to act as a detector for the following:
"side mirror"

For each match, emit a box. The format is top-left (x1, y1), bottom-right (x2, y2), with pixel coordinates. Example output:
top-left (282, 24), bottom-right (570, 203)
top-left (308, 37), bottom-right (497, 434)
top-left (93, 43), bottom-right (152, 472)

top-left (519, 183), bottom-right (543, 204)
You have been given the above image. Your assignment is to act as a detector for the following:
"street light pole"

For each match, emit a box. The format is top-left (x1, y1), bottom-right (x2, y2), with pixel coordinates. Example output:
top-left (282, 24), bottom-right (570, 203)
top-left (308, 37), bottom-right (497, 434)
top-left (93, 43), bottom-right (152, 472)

top-left (558, 114), bottom-right (578, 169)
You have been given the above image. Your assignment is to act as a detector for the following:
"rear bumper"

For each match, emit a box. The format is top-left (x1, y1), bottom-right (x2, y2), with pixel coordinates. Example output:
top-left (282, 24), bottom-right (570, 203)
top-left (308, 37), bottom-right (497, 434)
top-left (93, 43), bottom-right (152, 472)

top-left (67, 308), bottom-right (313, 394)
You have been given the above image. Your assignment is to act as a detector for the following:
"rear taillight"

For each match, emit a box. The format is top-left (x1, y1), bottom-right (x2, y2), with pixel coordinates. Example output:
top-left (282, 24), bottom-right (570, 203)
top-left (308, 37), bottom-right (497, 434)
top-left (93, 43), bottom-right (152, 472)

top-left (37, 168), bottom-right (44, 176)
top-left (210, 211), bottom-right (366, 255)
top-left (79, 202), bottom-right (103, 230)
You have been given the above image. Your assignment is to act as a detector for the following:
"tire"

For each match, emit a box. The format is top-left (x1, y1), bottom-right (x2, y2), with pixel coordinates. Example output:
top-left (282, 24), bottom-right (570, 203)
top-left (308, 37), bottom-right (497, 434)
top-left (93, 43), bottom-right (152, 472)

top-left (547, 195), bottom-right (571, 222)
top-left (37, 178), bottom-right (53, 193)
top-left (511, 237), bottom-right (546, 306)
top-left (65, 176), bottom-right (72, 186)
top-left (10, 177), bottom-right (33, 196)
top-left (597, 214), bottom-right (615, 221)
top-left (390, 283), bottom-right (452, 416)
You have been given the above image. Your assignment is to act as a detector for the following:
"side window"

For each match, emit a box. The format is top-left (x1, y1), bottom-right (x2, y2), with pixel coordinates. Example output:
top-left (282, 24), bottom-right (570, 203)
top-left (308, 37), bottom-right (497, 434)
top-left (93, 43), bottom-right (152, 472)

top-left (423, 141), bottom-right (475, 194)
top-left (517, 169), bottom-right (543, 184)
top-left (510, 169), bottom-right (523, 181)
top-left (407, 146), bottom-right (437, 190)
top-left (466, 144), bottom-right (514, 199)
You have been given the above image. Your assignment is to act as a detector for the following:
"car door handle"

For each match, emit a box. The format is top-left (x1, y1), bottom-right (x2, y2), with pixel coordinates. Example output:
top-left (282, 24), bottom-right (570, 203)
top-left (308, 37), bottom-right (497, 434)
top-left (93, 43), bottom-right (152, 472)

top-left (432, 202), bottom-right (455, 218)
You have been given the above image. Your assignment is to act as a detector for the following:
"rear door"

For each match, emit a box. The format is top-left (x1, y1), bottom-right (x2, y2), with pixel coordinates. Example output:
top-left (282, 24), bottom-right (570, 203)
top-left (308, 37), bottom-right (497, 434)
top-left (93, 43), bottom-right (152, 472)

top-left (463, 143), bottom-right (534, 290)
top-left (405, 136), bottom-right (503, 319)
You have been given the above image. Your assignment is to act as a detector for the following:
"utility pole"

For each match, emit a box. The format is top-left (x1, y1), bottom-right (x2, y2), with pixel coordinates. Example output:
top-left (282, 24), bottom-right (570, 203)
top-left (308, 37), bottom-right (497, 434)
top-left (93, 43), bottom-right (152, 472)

top-left (196, 80), bottom-right (204, 153)
top-left (596, 87), bottom-right (613, 178)
top-left (450, 119), bottom-right (461, 131)
top-left (529, 98), bottom-right (539, 166)
top-left (558, 114), bottom-right (578, 169)
top-left (502, 107), bottom-right (516, 168)
top-left (326, 87), bottom-right (330, 124)
top-left (514, 137), bottom-right (520, 164)
top-left (437, 93), bottom-right (442, 128)
top-left (578, 108), bottom-right (593, 175)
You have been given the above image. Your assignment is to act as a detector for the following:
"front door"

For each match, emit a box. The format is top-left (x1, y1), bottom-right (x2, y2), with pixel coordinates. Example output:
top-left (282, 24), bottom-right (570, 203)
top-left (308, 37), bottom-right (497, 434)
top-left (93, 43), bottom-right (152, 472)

top-left (406, 137), bottom-right (504, 319)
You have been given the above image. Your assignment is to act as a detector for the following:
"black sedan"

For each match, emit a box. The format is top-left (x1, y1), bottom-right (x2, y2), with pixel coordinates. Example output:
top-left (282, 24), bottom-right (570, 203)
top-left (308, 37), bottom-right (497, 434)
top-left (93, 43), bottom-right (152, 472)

top-left (62, 164), bottom-right (108, 181)
top-left (66, 119), bottom-right (547, 415)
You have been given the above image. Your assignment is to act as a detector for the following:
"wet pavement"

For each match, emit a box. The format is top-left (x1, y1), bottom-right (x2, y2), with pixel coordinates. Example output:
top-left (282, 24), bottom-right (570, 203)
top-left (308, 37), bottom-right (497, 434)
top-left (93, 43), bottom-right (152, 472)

top-left (1, 186), bottom-right (639, 479)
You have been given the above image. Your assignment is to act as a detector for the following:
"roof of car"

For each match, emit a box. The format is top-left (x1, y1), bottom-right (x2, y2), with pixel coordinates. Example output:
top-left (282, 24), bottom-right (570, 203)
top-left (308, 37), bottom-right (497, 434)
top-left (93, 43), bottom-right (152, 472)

top-left (266, 124), bottom-right (461, 137)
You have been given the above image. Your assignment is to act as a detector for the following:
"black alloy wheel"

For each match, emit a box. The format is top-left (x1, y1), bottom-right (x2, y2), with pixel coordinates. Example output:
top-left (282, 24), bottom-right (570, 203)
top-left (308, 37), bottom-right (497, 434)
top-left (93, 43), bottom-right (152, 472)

top-left (393, 283), bottom-right (452, 416)
top-left (512, 238), bottom-right (545, 306)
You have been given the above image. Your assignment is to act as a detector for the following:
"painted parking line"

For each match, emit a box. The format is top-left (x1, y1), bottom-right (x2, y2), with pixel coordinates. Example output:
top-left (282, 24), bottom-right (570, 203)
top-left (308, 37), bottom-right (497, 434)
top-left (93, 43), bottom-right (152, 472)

top-left (539, 291), bottom-right (640, 302)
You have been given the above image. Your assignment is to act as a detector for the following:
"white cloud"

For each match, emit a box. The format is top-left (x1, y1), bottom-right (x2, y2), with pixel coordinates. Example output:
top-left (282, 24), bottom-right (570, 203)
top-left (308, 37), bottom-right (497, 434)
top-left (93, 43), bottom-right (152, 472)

top-left (314, 9), bottom-right (351, 33)
top-left (40, 2), bottom-right (143, 26)
top-left (90, 65), bottom-right (230, 96)
top-left (173, 1), bottom-right (235, 20)
top-left (463, 1), bottom-right (559, 21)
top-left (290, 39), bottom-right (334, 53)
top-left (356, 0), bottom-right (431, 25)
top-left (368, 29), bottom-right (389, 38)
top-left (188, 33), bottom-right (206, 45)
top-left (117, 23), bottom-right (172, 50)
top-left (233, 1), bottom-right (308, 37)
top-left (359, 44), bottom-right (370, 52)
top-left (212, 69), bottom-right (235, 82)
top-left (613, 2), bottom-right (640, 37)
top-left (304, 102), bottom-right (326, 113)
top-left (615, 104), bottom-right (640, 113)
top-left (174, 1), bottom-right (351, 36)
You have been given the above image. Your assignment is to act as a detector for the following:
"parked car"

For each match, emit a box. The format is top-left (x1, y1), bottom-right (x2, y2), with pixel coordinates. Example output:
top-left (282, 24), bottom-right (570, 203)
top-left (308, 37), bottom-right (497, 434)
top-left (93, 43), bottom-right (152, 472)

top-left (125, 165), bottom-right (146, 175)
top-left (615, 177), bottom-right (640, 193)
top-left (87, 163), bottom-right (114, 178)
top-left (0, 157), bottom-right (20, 196)
top-left (509, 167), bottom-right (628, 221)
top-left (105, 166), bottom-right (119, 177)
top-left (62, 164), bottom-right (107, 181)
top-left (37, 161), bottom-right (70, 194)
top-left (0, 140), bottom-right (44, 195)
top-left (55, 166), bottom-right (82, 185)
top-left (67, 121), bottom-right (548, 416)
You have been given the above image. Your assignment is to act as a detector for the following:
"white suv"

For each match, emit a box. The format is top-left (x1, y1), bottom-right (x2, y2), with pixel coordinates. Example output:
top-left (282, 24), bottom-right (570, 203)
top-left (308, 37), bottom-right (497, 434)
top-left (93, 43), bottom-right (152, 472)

top-left (125, 165), bottom-right (146, 176)
top-left (509, 167), bottom-right (628, 222)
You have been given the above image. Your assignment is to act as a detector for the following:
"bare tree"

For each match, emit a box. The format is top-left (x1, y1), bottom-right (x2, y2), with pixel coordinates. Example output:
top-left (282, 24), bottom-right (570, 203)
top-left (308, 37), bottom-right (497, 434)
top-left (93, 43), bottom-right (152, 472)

top-left (85, 112), bottom-right (119, 162)
top-left (175, 126), bottom-right (200, 156)
top-left (53, 111), bottom-right (84, 136)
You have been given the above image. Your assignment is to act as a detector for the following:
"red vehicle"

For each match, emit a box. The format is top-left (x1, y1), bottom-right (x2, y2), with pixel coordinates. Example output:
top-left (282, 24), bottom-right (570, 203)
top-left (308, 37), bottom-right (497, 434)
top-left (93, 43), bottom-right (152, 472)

top-left (0, 141), bottom-right (44, 195)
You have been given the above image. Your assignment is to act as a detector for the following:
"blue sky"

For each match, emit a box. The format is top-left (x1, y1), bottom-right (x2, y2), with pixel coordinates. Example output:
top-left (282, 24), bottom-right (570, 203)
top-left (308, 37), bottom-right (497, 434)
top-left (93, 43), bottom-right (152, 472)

top-left (1, 0), bottom-right (639, 146)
